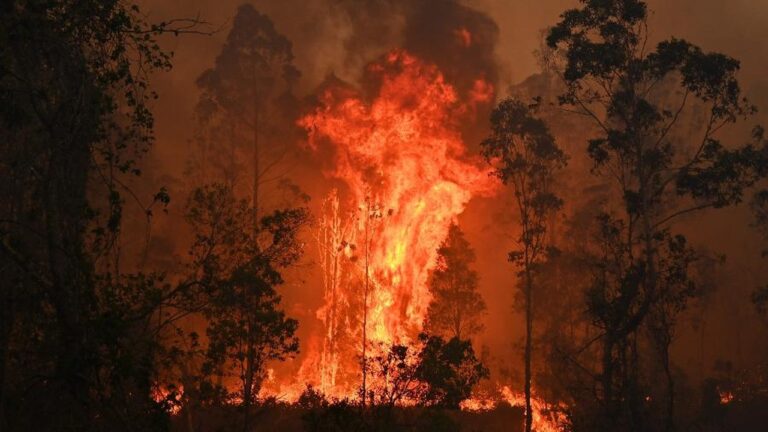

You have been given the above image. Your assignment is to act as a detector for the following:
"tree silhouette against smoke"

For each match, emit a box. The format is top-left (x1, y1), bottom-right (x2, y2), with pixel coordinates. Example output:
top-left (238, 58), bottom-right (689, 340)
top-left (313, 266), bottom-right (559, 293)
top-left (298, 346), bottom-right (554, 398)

top-left (482, 98), bottom-right (566, 432)
top-left (547, 0), bottom-right (767, 429)
top-left (424, 223), bottom-right (487, 341)
top-left (414, 334), bottom-right (489, 409)
top-left (193, 4), bottom-right (301, 230)
top-left (190, 8), bottom-right (308, 429)
top-left (0, 1), bottom-right (210, 429)
top-left (183, 184), bottom-right (306, 431)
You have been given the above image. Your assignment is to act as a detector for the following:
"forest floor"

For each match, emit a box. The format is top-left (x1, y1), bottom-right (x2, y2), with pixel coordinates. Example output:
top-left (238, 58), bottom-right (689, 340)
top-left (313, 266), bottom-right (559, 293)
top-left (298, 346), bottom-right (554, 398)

top-left (170, 403), bottom-right (525, 432)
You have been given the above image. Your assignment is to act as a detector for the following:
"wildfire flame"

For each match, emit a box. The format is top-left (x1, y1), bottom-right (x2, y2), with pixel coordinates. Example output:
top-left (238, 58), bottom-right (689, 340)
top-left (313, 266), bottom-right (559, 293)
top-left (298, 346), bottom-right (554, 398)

top-left (291, 50), bottom-right (496, 397)
top-left (461, 386), bottom-right (567, 432)
top-left (719, 389), bottom-right (735, 405)
top-left (256, 50), bottom-right (565, 432)
top-left (454, 27), bottom-right (473, 47)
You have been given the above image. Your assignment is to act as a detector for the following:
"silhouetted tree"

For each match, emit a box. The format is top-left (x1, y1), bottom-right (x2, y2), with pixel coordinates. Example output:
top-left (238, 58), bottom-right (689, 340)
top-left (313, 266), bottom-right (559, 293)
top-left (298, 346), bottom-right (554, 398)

top-left (424, 223), bottom-right (486, 340)
top-left (193, 4), bottom-right (301, 232)
top-left (547, 0), bottom-right (767, 429)
top-left (532, 195), bottom-right (607, 427)
top-left (189, 8), bottom-right (305, 428)
top-left (749, 134), bottom-right (768, 323)
top-left (359, 194), bottom-right (385, 407)
top-left (369, 343), bottom-right (424, 408)
top-left (751, 180), bottom-right (768, 322)
top-left (482, 98), bottom-right (566, 432)
top-left (415, 334), bottom-right (490, 409)
top-left (0, 2), bottom-right (207, 429)
top-left (184, 183), bottom-right (306, 431)
top-left (363, 333), bottom-right (488, 410)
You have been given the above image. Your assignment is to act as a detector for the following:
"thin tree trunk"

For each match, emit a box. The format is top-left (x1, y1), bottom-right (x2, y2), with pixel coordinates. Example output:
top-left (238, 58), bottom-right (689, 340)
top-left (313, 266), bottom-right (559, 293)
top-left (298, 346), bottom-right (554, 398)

top-left (329, 226), bottom-right (339, 389)
top-left (243, 97), bottom-right (261, 432)
top-left (0, 292), bottom-right (12, 430)
top-left (252, 109), bottom-right (260, 238)
top-left (656, 330), bottom-right (675, 432)
top-left (361, 198), bottom-right (370, 408)
top-left (243, 322), bottom-right (254, 432)
top-left (602, 335), bottom-right (616, 428)
top-left (48, 143), bottom-right (93, 423)
top-left (524, 266), bottom-right (533, 432)
top-left (628, 334), bottom-right (643, 432)
top-left (662, 338), bottom-right (675, 432)
top-left (179, 362), bottom-right (197, 432)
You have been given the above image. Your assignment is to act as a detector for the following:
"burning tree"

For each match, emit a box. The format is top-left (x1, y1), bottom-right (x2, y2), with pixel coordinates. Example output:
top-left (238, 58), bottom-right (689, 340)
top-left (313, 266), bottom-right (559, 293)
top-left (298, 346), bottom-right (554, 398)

top-left (424, 223), bottom-right (487, 341)
top-left (315, 190), bottom-right (358, 394)
top-left (415, 334), bottom-right (490, 409)
top-left (482, 98), bottom-right (566, 432)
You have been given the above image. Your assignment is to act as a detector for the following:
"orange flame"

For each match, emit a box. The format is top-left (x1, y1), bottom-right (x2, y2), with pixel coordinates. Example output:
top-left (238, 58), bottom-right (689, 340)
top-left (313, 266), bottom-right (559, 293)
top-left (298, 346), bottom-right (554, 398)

top-left (292, 50), bottom-right (496, 397)
top-left (461, 386), bottom-right (567, 432)
top-left (719, 389), bottom-right (734, 405)
top-left (454, 27), bottom-right (473, 47)
top-left (500, 386), bottom-right (567, 432)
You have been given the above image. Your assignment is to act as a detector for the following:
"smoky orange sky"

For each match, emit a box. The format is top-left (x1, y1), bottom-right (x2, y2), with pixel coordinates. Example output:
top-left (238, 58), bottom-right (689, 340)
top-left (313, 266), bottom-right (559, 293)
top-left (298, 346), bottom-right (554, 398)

top-left (136, 0), bottom-right (768, 385)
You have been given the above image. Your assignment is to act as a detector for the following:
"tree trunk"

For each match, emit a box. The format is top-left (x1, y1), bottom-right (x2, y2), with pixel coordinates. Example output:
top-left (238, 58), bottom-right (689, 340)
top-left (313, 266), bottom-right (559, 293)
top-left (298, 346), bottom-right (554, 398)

top-left (252, 108), bottom-right (260, 238)
top-left (0, 289), bottom-right (13, 430)
top-left (602, 334), bottom-right (616, 428)
top-left (361, 199), bottom-right (370, 408)
top-left (524, 266), bottom-right (533, 432)
top-left (243, 98), bottom-right (261, 432)
top-left (48, 140), bottom-right (93, 422)
top-left (628, 335), bottom-right (643, 432)
top-left (243, 325), bottom-right (255, 432)
top-left (662, 338), bottom-right (675, 432)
